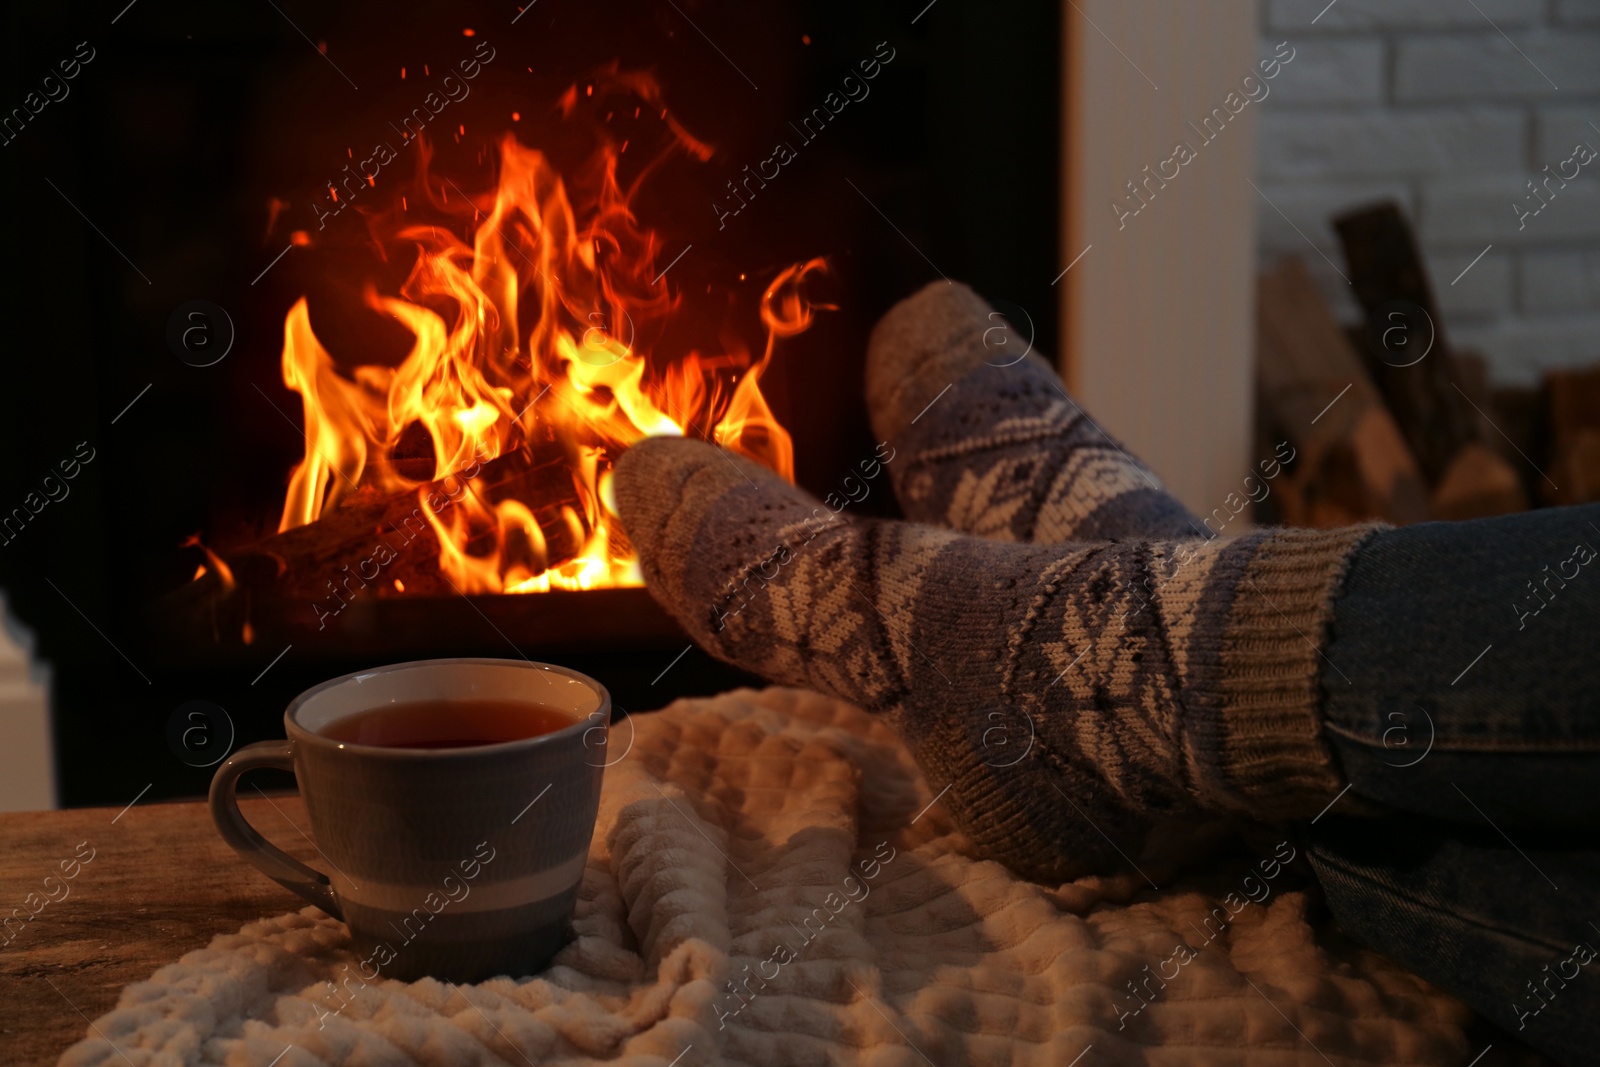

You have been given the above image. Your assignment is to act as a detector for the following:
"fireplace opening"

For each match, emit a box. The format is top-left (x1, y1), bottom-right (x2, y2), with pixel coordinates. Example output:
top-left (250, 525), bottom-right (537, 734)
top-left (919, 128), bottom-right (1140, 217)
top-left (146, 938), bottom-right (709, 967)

top-left (0, 0), bottom-right (1060, 807)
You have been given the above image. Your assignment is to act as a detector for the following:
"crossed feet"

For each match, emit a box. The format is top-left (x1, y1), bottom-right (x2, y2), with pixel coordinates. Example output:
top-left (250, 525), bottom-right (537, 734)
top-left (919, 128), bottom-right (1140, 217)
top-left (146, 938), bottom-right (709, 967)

top-left (614, 282), bottom-right (1375, 881)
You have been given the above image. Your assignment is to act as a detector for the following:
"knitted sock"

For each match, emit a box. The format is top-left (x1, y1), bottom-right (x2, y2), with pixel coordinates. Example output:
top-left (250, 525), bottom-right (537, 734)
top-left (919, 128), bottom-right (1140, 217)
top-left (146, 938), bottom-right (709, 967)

top-left (615, 437), bottom-right (1376, 882)
top-left (866, 281), bottom-right (1201, 543)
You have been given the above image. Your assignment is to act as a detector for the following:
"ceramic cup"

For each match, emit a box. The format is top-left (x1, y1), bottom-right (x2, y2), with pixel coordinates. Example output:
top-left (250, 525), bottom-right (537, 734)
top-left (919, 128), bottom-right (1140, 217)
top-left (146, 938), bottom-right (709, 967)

top-left (209, 658), bottom-right (609, 982)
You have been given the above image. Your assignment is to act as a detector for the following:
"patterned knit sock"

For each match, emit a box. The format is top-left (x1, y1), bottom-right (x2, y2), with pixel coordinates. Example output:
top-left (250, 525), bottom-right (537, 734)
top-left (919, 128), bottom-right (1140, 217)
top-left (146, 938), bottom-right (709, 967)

top-left (615, 437), bottom-right (1376, 882)
top-left (866, 281), bottom-right (1201, 543)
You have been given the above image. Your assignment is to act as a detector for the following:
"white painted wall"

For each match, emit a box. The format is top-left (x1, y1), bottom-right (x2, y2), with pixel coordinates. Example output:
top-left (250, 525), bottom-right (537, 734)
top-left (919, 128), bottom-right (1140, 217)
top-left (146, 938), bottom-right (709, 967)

top-left (1256, 0), bottom-right (1600, 385)
top-left (1061, 0), bottom-right (1263, 517)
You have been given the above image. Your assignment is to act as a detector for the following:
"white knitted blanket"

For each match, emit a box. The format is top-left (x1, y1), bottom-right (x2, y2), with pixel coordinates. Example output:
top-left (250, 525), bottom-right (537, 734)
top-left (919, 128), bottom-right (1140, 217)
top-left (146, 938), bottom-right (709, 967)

top-left (60, 687), bottom-right (1473, 1066)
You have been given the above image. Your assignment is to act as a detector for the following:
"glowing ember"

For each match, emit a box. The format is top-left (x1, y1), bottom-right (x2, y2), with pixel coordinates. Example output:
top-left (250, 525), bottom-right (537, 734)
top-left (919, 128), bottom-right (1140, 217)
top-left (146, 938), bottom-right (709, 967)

top-left (276, 79), bottom-right (823, 595)
top-left (184, 534), bottom-right (235, 591)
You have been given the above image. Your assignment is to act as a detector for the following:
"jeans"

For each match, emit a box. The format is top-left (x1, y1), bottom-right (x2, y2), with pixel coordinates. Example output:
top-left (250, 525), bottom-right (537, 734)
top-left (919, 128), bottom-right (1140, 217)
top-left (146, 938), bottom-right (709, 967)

top-left (1305, 503), bottom-right (1600, 1066)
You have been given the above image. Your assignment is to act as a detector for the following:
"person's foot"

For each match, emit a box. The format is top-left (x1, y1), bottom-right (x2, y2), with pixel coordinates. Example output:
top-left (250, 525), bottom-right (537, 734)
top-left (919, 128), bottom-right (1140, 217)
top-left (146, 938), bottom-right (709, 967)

top-left (866, 281), bottom-right (1200, 543)
top-left (613, 435), bottom-right (1373, 881)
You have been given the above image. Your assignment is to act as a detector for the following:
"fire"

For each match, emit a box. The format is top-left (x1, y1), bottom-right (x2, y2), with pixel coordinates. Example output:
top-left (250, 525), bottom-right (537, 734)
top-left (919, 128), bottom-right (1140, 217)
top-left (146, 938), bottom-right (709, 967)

top-left (183, 533), bottom-right (235, 591)
top-left (274, 86), bottom-right (823, 595)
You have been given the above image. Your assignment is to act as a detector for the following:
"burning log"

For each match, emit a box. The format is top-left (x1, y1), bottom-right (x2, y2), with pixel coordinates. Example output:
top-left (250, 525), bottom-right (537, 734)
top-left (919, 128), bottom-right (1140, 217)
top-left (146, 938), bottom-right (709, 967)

top-left (162, 446), bottom-right (612, 642)
top-left (266, 126), bottom-right (817, 601)
top-left (257, 448), bottom-right (595, 598)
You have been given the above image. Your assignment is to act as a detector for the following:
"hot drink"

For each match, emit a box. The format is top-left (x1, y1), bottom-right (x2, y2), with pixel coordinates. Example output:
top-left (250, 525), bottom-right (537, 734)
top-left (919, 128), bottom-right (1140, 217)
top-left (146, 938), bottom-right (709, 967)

top-left (319, 699), bottom-right (577, 749)
top-left (210, 658), bottom-right (610, 981)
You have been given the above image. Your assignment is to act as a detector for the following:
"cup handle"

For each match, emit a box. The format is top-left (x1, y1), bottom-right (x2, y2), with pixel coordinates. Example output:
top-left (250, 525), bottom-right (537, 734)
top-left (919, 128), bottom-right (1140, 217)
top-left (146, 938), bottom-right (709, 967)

top-left (208, 740), bottom-right (343, 920)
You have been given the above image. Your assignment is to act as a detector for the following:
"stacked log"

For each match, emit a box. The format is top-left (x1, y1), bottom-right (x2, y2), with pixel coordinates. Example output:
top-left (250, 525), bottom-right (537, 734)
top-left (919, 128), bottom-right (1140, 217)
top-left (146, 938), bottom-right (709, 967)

top-left (1332, 202), bottom-right (1528, 519)
top-left (1256, 257), bottom-right (1429, 526)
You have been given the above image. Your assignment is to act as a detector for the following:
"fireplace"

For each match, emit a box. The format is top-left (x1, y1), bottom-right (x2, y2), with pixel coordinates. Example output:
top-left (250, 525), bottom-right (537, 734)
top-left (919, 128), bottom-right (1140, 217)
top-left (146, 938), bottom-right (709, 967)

top-left (0, 0), bottom-right (1060, 808)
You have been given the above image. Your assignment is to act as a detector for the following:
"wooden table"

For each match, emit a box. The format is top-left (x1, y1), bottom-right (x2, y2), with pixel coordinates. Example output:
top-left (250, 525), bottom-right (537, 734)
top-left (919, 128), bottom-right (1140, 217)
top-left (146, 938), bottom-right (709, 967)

top-left (0, 798), bottom-right (1555, 1067)
top-left (0, 795), bottom-right (318, 1066)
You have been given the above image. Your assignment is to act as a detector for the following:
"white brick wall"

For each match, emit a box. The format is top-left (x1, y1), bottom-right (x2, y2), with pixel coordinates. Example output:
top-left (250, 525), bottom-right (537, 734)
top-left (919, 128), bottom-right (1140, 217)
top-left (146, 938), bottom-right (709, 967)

top-left (1256, 2), bottom-right (1600, 385)
top-left (1258, 108), bottom-right (1526, 177)
top-left (1424, 177), bottom-right (1600, 243)
top-left (1267, 0), bottom-right (1542, 32)
top-left (1536, 102), bottom-right (1600, 163)
top-left (1429, 247), bottom-right (1514, 317)
top-left (1395, 34), bottom-right (1600, 101)
top-left (1265, 39), bottom-right (1385, 104)
top-left (1522, 249), bottom-right (1600, 310)
top-left (1556, 0), bottom-right (1600, 26)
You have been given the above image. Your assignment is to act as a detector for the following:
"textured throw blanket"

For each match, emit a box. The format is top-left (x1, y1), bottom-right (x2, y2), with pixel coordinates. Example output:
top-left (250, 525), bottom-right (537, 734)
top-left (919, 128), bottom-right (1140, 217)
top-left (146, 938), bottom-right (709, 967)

top-left (60, 688), bottom-right (1474, 1066)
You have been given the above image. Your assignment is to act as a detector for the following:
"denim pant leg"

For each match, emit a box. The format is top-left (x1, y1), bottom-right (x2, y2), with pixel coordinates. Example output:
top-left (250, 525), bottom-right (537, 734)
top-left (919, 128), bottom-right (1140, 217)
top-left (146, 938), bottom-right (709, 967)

top-left (1318, 502), bottom-right (1600, 825)
top-left (1302, 817), bottom-right (1600, 1064)
top-left (1301, 504), bottom-right (1600, 1063)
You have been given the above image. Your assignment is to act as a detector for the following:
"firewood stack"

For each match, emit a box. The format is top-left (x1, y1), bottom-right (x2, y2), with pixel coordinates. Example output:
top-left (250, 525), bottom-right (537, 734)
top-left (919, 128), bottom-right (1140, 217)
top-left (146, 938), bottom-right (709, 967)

top-left (1545, 366), bottom-right (1600, 507)
top-left (1256, 201), bottom-right (1596, 528)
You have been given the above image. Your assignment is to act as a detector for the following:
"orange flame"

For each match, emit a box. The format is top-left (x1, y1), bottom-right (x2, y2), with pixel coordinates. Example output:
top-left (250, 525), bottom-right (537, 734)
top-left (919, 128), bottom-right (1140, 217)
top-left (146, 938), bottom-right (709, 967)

top-left (276, 93), bottom-right (822, 595)
top-left (183, 533), bottom-right (235, 592)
